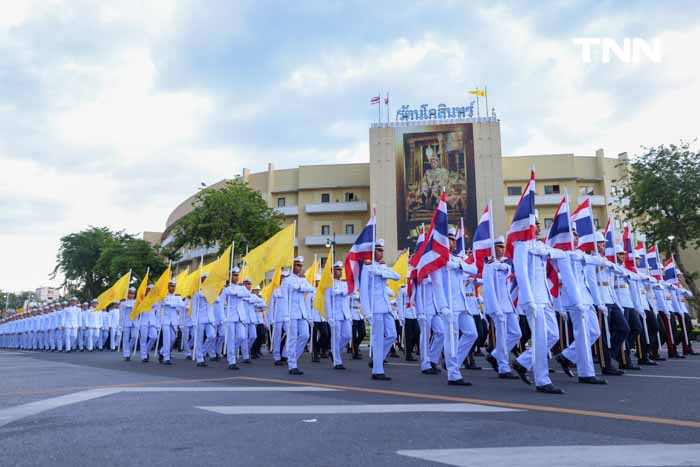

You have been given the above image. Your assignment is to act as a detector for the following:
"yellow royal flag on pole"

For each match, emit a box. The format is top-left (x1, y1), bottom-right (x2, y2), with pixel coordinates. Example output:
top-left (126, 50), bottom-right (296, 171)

top-left (173, 267), bottom-right (190, 296)
top-left (201, 244), bottom-right (232, 304)
top-left (313, 251), bottom-right (334, 319)
top-left (133, 264), bottom-right (172, 317)
top-left (261, 267), bottom-right (281, 306)
top-left (387, 250), bottom-right (409, 297)
top-left (242, 223), bottom-right (295, 286)
top-left (304, 257), bottom-right (319, 285)
top-left (95, 271), bottom-right (131, 311)
top-left (469, 88), bottom-right (486, 97)
top-left (131, 270), bottom-right (150, 318)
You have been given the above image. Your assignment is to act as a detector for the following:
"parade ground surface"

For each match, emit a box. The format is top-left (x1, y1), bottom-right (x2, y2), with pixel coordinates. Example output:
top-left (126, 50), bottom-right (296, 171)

top-left (1, 348), bottom-right (699, 467)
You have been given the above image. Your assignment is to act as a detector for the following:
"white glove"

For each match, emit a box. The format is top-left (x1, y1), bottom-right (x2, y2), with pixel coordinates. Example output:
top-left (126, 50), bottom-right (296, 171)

top-left (522, 302), bottom-right (537, 315)
top-left (597, 305), bottom-right (608, 315)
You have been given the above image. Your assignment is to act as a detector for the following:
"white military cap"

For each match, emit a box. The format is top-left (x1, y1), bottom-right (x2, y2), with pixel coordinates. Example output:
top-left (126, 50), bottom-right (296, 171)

top-left (243, 277), bottom-right (252, 283)
top-left (231, 267), bottom-right (240, 273)
top-left (614, 244), bottom-right (624, 254)
top-left (534, 209), bottom-right (540, 220)
top-left (294, 256), bottom-right (304, 263)
top-left (595, 231), bottom-right (605, 242)
top-left (82, 302), bottom-right (88, 306)
top-left (314, 273), bottom-right (321, 281)
top-left (128, 287), bottom-right (136, 292)
top-left (447, 227), bottom-right (457, 238)
top-left (333, 261), bottom-right (343, 268)
top-left (376, 239), bottom-right (385, 248)
top-left (91, 299), bottom-right (98, 304)
top-left (70, 296), bottom-right (78, 301)
top-left (494, 235), bottom-right (505, 245)
top-left (146, 284), bottom-right (154, 289)
top-left (252, 285), bottom-right (261, 291)
top-left (168, 279), bottom-right (177, 286)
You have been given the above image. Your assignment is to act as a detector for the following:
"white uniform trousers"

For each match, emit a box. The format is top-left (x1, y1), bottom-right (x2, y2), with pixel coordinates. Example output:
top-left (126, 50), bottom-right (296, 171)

top-left (55, 330), bottom-right (64, 351)
top-left (121, 327), bottom-right (138, 358)
top-left (88, 328), bottom-right (99, 350)
top-left (65, 328), bottom-right (78, 351)
top-left (246, 323), bottom-right (257, 357)
top-left (286, 319), bottom-right (310, 370)
top-left (490, 313), bottom-right (522, 373)
top-left (139, 325), bottom-right (158, 360)
top-left (561, 305), bottom-right (600, 378)
top-left (110, 328), bottom-right (119, 350)
top-left (77, 328), bottom-right (85, 350)
top-left (214, 323), bottom-right (225, 357)
top-left (99, 329), bottom-right (109, 349)
top-left (331, 319), bottom-right (352, 366)
top-left (371, 313), bottom-right (397, 375)
top-left (195, 323), bottom-right (215, 363)
top-left (224, 322), bottom-right (238, 365)
top-left (181, 326), bottom-right (193, 357)
top-left (517, 305), bottom-right (559, 386)
top-left (159, 324), bottom-right (176, 362)
top-left (418, 316), bottom-right (431, 370)
top-left (235, 322), bottom-right (249, 360)
top-left (428, 314), bottom-right (445, 367)
top-left (272, 321), bottom-right (288, 361)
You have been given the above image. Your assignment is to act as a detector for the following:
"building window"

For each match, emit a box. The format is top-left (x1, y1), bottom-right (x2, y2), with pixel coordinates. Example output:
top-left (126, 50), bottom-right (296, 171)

top-left (344, 192), bottom-right (356, 202)
top-left (544, 184), bottom-right (560, 195)
top-left (579, 186), bottom-right (594, 196)
top-left (345, 224), bottom-right (355, 235)
top-left (614, 217), bottom-right (621, 229)
top-left (507, 186), bottom-right (522, 196)
top-left (321, 225), bottom-right (331, 236)
top-left (277, 197), bottom-right (286, 208)
top-left (544, 218), bottom-right (553, 229)
top-left (321, 193), bottom-right (330, 203)
top-left (610, 185), bottom-right (618, 196)
top-left (594, 218), bottom-right (600, 228)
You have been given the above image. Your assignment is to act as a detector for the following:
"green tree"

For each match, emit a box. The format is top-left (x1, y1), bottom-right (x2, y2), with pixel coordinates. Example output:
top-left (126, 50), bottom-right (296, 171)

top-left (618, 141), bottom-right (700, 312)
top-left (52, 227), bottom-right (166, 300)
top-left (170, 179), bottom-right (282, 258)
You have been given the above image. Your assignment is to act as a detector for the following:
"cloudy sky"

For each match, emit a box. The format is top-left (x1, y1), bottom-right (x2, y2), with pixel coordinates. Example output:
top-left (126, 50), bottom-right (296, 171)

top-left (1, 0), bottom-right (699, 292)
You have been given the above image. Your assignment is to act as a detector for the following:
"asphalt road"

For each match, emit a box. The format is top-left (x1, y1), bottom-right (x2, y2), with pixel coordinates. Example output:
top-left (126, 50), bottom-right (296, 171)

top-left (1, 347), bottom-right (699, 467)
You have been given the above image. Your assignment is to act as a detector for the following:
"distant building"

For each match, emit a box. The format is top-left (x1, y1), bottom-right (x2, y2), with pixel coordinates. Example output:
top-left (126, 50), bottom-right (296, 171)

top-left (35, 287), bottom-right (61, 302)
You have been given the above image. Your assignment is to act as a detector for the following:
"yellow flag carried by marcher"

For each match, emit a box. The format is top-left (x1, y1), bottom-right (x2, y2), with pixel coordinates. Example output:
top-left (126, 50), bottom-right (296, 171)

top-left (387, 250), bottom-right (409, 297)
top-left (173, 267), bottom-right (190, 296)
top-left (313, 251), bottom-right (334, 319)
top-left (95, 271), bottom-right (131, 311)
top-left (130, 270), bottom-right (152, 320)
top-left (260, 267), bottom-right (281, 306)
top-left (242, 223), bottom-right (295, 286)
top-left (201, 244), bottom-right (232, 304)
top-left (469, 88), bottom-right (486, 97)
top-left (304, 258), bottom-right (319, 285)
top-left (133, 264), bottom-right (172, 317)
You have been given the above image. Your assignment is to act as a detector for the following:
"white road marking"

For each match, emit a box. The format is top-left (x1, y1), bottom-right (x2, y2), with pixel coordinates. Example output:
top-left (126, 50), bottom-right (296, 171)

top-left (197, 403), bottom-right (521, 415)
top-left (0, 388), bottom-right (121, 428)
top-left (625, 374), bottom-right (700, 380)
top-left (120, 386), bottom-right (337, 392)
top-left (397, 444), bottom-right (700, 466)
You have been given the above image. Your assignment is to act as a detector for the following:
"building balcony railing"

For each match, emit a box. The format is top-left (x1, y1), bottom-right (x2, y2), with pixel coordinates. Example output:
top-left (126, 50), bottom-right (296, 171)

top-left (304, 234), bottom-right (358, 246)
top-left (274, 206), bottom-right (298, 216)
top-left (576, 195), bottom-right (606, 206)
top-left (504, 194), bottom-right (564, 207)
top-left (174, 245), bottom-right (219, 264)
top-left (305, 200), bottom-right (368, 214)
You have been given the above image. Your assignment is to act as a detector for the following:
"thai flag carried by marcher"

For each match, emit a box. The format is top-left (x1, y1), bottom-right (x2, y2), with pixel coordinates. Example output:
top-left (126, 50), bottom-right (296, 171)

top-left (571, 198), bottom-right (596, 252)
top-left (472, 204), bottom-right (493, 272)
top-left (622, 225), bottom-right (637, 272)
top-left (647, 245), bottom-right (662, 279)
top-left (406, 226), bottom-right (425, 304)
top-left (414, 191), bottom-right (451, 283)
top-left (344, 214), bottom-right (375, 294)
top-left (635, 240), bottom-right (649, 272)
top-left (663, 257), bottom-right (678, 285)
top-left (547, 197), bottom-right (574, 251)
top-left (505, 168), bottom-right (536, 258)
top-left (604, 216), bottom-right (617, 261)
top-left (454, 218), bottom-right (466, 257)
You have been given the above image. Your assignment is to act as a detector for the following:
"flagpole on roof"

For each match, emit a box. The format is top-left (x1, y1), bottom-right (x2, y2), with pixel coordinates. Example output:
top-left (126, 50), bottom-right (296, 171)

top-left (484, 86), bottom-right (489, 119)
top-left (377, 91), bottom-right (381, 124)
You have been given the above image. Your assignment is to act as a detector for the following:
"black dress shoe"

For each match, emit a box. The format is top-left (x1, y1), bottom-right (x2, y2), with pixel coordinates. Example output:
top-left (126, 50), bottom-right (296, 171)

top-left (602, 368), bottom-right (624, 376)
top-left (163, 360), bottom-right (172, 366)
top-left (430, 362), bottom-right (442, 373)
top-left (371, 374), bottom-right (391, 381)
top-left (242, 359), bottom-right (251, 364)
top-left (352, 355), bottom-right (363, 360)
top-left (638, 359), bottom-right (657, 366)
top-left (654, 356), bottom-right (667, 361)
top-left (448, 379), bottom-right (472, 386)
top-left (512, 360), bottom-right (532, 385)
top-left (210, 355), bottom-right (220, 362)
top-left (158, 354), bottom-right (163, 363)
top-left (288, 368), bottom-right (304, 375)
top-left (578, 376), bottom-right (607, 384)
top-left (555, 354), bottom-right (575, 378)
top-left (185, 355), bottom-right (192, 360)
top-left (498, 371), bottom-right (520, 380)
top-left (124, 356), bottom-right (130, 362)
top-left (536, 383), bottom-right (565, 394)
top-left (312, 357), bottom-right (321, 363)
top-left (274, 360), bottom-right (285, 366)
top-left (196, 362), bottom-right (207, 367)
top-left (228, 364), bottom-right (239, 370)
top-left (621, 364), bottom-right (642, 371)
top-left (333, 364), bottom-right (346, 370)
top-left (405, 356), bottom-right (417, 362)
top-left (465, 363), bottom-right (482, 370)
top-left (281, 357), bottom-right (288, 362)
top-left (368, 361), bottom-right (373, 368)
top-left (422, 367), bottom-right (439, 375)
top-left (486, 354), bottom-right (499, 372)
top-left (142, 357), bottom-right (149, 363)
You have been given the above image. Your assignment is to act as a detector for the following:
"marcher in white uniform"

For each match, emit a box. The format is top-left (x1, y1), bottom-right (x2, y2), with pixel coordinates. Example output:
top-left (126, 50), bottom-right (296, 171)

top-left (360, 240), bottom-right (400, 380)
top-left (326, 261), bottom-right (353, 369)
top-left (192, 273), bottom-right (216, 367)
top-left (157, 280), bottom-right (183, 365)
top-left (271, 272), bottom-right (290, 365)
top-left (139, 284), bottom-right (159, 362)
top-left (120, 288), bottom-right (138, 360)
top-left (240, 278), bottom-right (257, 363)
top-left (282, 257), bottom-right (314, 375)
top-left (64, 297), bottom-right (80, 352)
top-left (86, 299), bottom-right (102, 351)
top-left (221, 267), bottom-right (245, 370)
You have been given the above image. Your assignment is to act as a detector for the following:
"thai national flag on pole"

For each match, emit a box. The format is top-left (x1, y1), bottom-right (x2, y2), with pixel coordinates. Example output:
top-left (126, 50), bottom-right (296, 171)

top-left (663, 257), bottom-right (678, 285)
top-left (415, 191), bottom-right (451, 284)
top-left (647, 245), bottom-right (661, 279)
top-left (406, 226), bottom-right (425, 303)
top-left (635, 240), bottom-right (648, 271)
top-left (546, 197), bottom-right (573, 251)
top-left (505, 168), bottom-right (536, 258)
top-left (370, 95), bottom-right (380, 105)
top-left (604, 216), bottom-right (617, 261)
top-left (454, 218), bottom-right (466, 257)
top-left (571, 198), bottom-right (596, 252)
top-left (622, 225), bottom-right (637, 272)
top-left (472, 204), bottom-right (492, 272)
top-left (344, 215), bottom-right (375, 294)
